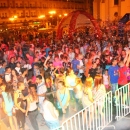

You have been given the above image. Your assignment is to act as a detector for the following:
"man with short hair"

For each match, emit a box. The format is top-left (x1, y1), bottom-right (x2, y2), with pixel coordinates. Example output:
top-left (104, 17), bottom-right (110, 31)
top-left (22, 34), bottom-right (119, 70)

top-left (108, 58), bottom-right (119, 94)
top-left (88, 62), bottom-right (98, 80)
top-left (36, 75), bottom-right (47, 113)
top-left (108, 58), bottom-right (119, 105)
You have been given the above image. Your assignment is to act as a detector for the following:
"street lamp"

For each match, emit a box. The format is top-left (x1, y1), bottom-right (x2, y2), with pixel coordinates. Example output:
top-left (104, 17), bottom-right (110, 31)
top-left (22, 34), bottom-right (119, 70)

top-left (14, 15), bottom-right (18, 19)
top-left (38, 15), bottom-right (45, 19)
top-left (38, 15), bottom-right (46, 28)
top-left (49, 11), bottom-right (56, 15)
top-left (9, 15), bottom-right (18, 29)
top-left (49, 11), bottom-right (56, 26)
top-left (64, 13), bottom-right (68, 16)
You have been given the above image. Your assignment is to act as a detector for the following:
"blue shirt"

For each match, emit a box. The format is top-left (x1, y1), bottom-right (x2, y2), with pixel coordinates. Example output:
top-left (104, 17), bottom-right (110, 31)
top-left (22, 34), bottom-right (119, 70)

top-left (45, 47), bottom-right (50, 57)
top-left (108, 65), bottom-right (119, 84)
top-left (71, 59), bottom-right (80, 73)
top-left (0, 68), bottom-right (5, 75)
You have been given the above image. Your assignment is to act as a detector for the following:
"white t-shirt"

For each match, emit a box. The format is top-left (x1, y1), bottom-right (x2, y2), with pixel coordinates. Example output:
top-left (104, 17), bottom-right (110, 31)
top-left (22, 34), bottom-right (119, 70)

top-left (42, 100), bottom-right (58, 121)
top-left (103, 74), bottom-right (109, 85)
top-left (68, 52), bottom-right (75, 62)
top-left (5, 73), bottom-right (11, 82)
top-left (23, 64), bottom-right (32, 70)
top-left (15, 67), bottom-right (21, 75)
top-left (79, 60), bottom-right (84, 73)
top-left (37, 82), bottom-right (47, 104)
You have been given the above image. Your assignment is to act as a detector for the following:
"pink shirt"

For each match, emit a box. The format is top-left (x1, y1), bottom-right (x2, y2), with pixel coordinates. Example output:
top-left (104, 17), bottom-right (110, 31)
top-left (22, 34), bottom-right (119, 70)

top-left (28, 56), bottom-right (34, 65)
top-left (53, 60), bottom-right (62, 68)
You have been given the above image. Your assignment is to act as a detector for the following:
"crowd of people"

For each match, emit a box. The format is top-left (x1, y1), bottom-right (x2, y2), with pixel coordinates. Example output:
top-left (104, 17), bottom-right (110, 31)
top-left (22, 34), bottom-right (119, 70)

top-left (0, 24), bottom-right (130, 130)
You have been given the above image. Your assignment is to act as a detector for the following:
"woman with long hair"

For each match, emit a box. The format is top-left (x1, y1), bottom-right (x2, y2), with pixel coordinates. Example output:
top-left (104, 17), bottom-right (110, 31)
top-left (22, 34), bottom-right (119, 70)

top-left (93, 75), bottom-right (106, 101)
top-left (65, 68), bottom-right (77, 101)
top-left (26, 83), bottom-right (39, 130)
top-left (93, 75), bottom-right (106, 125)
top-left (11, 69), bottom-right (19, 90)
top-left (1, 83), bottom-right (17, 130)
top-left (73, 78), bottom-right (83, 111)
top-left (82, 77), bottom-right (94, 127)
top-left (14, 82), bottom-right (26, 130)
top-left (56, 81), bottom-right (70, 115)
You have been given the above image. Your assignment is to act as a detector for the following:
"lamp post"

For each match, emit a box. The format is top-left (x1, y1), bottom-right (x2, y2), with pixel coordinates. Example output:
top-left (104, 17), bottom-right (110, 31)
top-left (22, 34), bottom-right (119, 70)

top-left (38, 15), bottom-right (45, 28)
top-left (49, 11), bottom-right (56, 26)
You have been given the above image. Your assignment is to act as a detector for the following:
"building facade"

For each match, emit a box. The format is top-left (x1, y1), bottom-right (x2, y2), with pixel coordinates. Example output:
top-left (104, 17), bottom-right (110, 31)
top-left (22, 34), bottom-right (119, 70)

top-left (93, 0), bottom-right (130, 22)
top-left (0, 0), bottom-right (93, 28)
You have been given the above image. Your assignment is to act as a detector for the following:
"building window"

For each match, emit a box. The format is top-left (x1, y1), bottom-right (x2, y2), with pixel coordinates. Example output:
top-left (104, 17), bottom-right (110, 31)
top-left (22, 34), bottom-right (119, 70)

top-left (20, 3), bottom-right (22, 7)
top-left (114, 0), bottom-right (118, 5)
top-left (21, 12), bottom-right (23, 17)
top-left (5, 13), bottom-right (7, 17)
top-left (101, 0), bottom-right (105, 3)
top-left (31, 12), bottom-right (33, 16)
top-left (26, 12), bottom-right (28, 16)
top-left (3, 3), bottom-right (6, 7)
top-left (33, 4), bottom-right (35, 7)
top-left (16, 3), bottom-right (18, 7)
top-left (2, 13), bottom-right (4, 17)
top-left (25, 3), bottom-right (28, 8)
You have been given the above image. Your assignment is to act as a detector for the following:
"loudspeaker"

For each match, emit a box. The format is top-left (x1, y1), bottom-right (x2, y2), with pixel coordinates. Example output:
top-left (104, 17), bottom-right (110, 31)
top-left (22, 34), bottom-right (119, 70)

top-left (0, 108), bottom-right (10, 130)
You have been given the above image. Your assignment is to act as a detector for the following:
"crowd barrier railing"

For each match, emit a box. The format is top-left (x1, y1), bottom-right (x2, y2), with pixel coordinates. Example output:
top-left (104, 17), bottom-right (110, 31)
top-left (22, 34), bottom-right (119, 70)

top-left (61, 91), bottom-right (115, 130)
top-left (115, 83), bottom-right (130, 121)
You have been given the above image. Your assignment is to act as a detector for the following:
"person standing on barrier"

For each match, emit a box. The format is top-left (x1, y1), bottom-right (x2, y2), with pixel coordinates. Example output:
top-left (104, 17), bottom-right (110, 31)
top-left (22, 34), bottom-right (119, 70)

top-left (108, 58), bottom-right (119, 104)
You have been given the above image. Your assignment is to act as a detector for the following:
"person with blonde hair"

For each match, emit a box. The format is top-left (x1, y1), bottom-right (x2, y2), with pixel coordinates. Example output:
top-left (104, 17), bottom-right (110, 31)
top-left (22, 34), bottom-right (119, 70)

top-left (82, 77), bottom-right (94, 108)
top-left (56, 81), bottom-right (70, 115)
top-left (0, 83), bottom-right (17, 130)
top-left (93, 75), bottom-right (106, 100)
top-left (26, 84), bottom-right (39, 130)
top-left (82, 77), bottom-right (94, 127)
top-left (65, 68), bottom-right (77, 101)
top-left (93, 75), bottom-right (106, 126)
top-left (73, 78), bottom-right (83, 111)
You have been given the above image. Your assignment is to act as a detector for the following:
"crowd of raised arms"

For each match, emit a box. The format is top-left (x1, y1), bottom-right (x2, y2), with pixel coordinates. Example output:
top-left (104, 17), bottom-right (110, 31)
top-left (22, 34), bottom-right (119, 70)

top-left (0, 25), bottom-right (130, 130)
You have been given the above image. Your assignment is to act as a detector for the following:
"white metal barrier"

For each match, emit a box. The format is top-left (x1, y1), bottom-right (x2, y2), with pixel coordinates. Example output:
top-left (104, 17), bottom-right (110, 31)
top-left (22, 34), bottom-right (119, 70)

top-left (115, 83), bottom-right (130, 121)
top-left (61, 91), bottom-right (115, 130)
